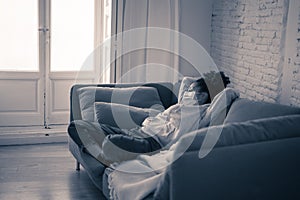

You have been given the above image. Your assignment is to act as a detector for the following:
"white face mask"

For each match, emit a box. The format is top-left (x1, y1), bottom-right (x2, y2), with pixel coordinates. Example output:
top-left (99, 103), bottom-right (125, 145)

top-left (182, 91), bottom-right (197, 105)
top-left (182, 91), bottom-right (209, 105)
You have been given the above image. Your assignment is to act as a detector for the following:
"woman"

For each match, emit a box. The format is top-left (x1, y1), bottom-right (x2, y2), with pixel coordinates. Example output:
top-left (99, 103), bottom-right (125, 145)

top-left (69, 71), bottom-right (231, 164)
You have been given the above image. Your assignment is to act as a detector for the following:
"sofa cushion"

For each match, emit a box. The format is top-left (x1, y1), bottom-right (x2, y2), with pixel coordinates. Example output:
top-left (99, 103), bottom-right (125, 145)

top-left (95, 102), bottom-right (160, 129)
top-left (78, 86), bottom-right (164, 121)
top-left (224, 98), bottom-right (300, 124)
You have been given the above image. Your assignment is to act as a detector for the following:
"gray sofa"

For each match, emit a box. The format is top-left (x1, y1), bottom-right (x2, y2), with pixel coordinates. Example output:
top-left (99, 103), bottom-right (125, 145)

top-left (68, 82), bottom-right (300, 199)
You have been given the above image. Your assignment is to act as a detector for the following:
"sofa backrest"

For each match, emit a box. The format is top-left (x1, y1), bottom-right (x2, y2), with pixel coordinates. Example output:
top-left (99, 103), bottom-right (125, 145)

top-left (69, 82), bottom-right (177, 122)
top-left (224, 98), bottom-right (300, 124)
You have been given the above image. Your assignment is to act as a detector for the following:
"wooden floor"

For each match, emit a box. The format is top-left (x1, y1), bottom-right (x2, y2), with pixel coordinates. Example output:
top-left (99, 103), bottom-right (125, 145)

top-left (0, 143), bottom-right (106, 200)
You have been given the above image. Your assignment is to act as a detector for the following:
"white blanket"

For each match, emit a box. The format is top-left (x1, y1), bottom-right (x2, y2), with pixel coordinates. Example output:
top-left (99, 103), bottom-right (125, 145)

top-left (108, 145), bottom-right (176, 200)
top-left (108, 88), bottom-right (239, 200)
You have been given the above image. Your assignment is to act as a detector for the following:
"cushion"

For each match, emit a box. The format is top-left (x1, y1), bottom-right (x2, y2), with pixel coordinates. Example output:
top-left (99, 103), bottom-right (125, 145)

top-left (177, 76), bottom-right (199, 103)
top-left (95, 102), bottom-right (161, 129)
top-left (77, 86), bottom-right (164, 121)
top-left (224, 98), bottom-right (300, 124)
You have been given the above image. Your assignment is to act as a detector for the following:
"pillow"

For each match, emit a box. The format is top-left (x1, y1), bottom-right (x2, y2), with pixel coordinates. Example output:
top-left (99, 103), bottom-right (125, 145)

top-left (199, 88), bottom-right (240, 128)
top-left (178, 76), bottom-right (200, 103)
top-left (95, 102), bottom-right (161, 129)
top-left (224, 98), bottom-right (300, 124)
top-left (77, 86), bottom-right (164, 121)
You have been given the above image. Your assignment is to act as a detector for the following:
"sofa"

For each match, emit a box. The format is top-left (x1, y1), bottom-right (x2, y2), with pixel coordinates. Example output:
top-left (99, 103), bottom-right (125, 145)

top-left (67, 82), bottom-right (300, 200)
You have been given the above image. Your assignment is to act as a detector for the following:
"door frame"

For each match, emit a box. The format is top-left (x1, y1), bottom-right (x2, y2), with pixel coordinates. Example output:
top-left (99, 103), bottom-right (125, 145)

top-left (46, 0), bottom-right (112, 126)
top-left (0, 0), bottom-right (45, 127)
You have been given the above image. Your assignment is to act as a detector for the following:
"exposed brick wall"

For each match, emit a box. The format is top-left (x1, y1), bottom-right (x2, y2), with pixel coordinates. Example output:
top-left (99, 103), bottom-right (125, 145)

top-left (290, 4), bottom-right (300, 106)
top-left (211, 0), bottom-right (289, 103)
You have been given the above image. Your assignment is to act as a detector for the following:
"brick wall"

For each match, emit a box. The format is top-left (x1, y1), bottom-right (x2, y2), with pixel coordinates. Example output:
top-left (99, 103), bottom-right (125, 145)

top-left (290, 4), bottom-right (300, 106)
top-left (211, 0), bottom-right (289, 104)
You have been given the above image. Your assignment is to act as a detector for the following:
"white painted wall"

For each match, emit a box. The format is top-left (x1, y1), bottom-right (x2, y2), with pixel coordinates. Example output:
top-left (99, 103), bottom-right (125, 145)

top-left (179, 0), bottom-right (213, 76)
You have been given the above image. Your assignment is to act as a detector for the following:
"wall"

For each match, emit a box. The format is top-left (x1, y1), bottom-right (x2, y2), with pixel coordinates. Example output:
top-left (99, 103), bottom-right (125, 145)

top-left (210, 0), bottom-right (298, 105)
top-left (179, 0), bottom-right (213, 76)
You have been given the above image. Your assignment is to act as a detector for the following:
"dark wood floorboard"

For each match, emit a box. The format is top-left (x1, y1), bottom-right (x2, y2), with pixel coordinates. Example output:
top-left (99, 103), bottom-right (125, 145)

top-left (0, 143), bottom-right (106, 200)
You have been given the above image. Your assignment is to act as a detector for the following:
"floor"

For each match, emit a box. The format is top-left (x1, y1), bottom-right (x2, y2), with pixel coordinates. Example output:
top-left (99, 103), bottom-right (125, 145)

top-left (0, 143), bottom-right (106, 200)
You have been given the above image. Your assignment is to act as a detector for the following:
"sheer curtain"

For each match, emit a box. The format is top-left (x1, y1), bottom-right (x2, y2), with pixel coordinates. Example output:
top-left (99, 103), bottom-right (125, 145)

top-left (112, 0), bottom-right (180, 83)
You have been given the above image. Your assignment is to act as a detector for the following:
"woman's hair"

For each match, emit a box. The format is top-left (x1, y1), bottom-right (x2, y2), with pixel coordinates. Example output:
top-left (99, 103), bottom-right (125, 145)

top-left (191, 71), bottom-right (230, 103)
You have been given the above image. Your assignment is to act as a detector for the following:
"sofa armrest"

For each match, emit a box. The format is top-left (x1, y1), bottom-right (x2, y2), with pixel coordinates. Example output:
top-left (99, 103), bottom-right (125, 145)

top-left (174, 114), bottom-right (300, 155)
top-left (166, 114), bottom-right (300, 199)
top-left (169, 137), bottom-right (300, 200)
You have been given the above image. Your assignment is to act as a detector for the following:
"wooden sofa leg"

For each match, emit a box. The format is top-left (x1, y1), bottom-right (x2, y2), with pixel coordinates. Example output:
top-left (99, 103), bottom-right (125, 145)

top-left (76, 161), bottom-right (80, 171)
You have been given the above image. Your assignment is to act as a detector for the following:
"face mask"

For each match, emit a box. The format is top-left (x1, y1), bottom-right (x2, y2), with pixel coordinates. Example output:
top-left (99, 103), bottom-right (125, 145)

top-left (182, 91), bottom-right (197, 105)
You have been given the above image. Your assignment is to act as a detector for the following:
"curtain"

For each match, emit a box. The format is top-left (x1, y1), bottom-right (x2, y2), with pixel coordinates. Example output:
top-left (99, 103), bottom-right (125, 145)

top-left (112, 0), bottom-right (180, 83)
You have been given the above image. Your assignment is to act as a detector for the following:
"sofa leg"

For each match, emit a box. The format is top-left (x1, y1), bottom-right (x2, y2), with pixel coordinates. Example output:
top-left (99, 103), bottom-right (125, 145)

top-left (76, 161), bottom-right (80, 171)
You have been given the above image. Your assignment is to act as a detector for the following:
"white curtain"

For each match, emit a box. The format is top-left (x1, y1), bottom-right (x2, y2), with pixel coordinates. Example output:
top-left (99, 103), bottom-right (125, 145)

top-left (113, 0), bottom-right (180, 83)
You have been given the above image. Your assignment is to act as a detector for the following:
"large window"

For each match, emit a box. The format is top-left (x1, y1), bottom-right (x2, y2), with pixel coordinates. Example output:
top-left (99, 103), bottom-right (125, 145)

top-left (51, 0), bottom-right (95, 71)
top-left (0, 0), bottom-right (39, 71)
top-left (0, 0), bottom-right (112, 127)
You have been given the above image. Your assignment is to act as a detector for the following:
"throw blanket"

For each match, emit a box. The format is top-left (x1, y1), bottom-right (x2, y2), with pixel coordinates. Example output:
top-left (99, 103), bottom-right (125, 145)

top-left (108, 88), bottom-right (239, 200)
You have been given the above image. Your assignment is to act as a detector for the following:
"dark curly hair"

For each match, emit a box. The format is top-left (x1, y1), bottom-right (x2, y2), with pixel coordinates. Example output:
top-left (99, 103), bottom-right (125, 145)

top-left (189, 71), bottom-right (230, 103)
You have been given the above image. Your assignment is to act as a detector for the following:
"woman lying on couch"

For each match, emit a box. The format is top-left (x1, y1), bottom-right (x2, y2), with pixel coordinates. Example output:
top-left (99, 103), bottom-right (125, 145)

top-left (69, 71), bottom-right (235, 165)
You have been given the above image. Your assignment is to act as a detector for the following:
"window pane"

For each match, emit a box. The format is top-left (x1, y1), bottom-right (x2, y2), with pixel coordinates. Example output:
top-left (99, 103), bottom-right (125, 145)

top-left (0, 0), bottom-right (38, 71)
top-left (51, 0), bottom-right (94, 71)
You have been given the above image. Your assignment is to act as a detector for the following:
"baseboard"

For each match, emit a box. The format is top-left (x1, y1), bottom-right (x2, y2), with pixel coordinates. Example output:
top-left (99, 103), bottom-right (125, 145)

top-left (0, 133), bottom-right (68, 146)
top-left (0, 125), bottom-right (68, 146)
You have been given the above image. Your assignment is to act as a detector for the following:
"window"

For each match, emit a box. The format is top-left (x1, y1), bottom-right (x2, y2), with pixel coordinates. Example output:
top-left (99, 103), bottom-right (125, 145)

top-left (0, 0), bottom-right (39, 71)
top-left (51, 0), bottom-right (95, 71)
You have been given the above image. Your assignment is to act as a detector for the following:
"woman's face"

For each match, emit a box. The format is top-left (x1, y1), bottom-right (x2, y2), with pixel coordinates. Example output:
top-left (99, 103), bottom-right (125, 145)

top-left (185, 82), bottom-right (209, 105)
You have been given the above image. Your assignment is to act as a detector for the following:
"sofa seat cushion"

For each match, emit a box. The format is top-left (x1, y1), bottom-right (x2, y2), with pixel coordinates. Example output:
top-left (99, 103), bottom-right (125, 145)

top-left (78, 86), bottom-right (164, 121)
top-left (224, 98), bottom-right (300, 124)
